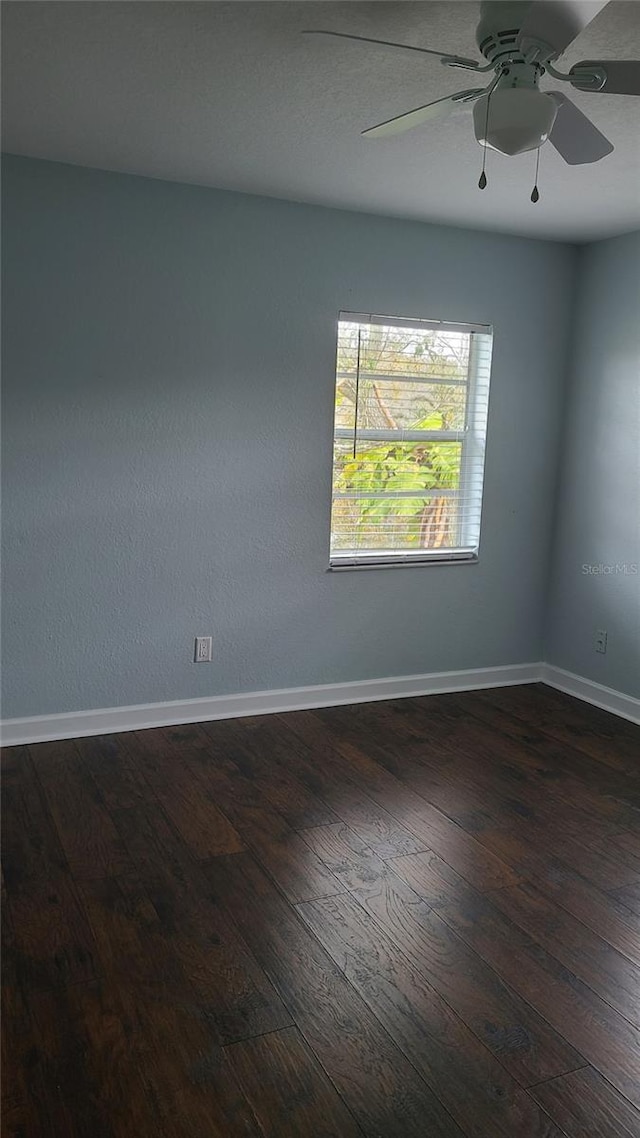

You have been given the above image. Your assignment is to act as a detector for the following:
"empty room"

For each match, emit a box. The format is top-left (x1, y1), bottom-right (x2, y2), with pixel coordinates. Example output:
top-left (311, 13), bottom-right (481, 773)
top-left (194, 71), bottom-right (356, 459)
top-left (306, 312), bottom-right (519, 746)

top-left (2, 1), bottom-right (640, 1135)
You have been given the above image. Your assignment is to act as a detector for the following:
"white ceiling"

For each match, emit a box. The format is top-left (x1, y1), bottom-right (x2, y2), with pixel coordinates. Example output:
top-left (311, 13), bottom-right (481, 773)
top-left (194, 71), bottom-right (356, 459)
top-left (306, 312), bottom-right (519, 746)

top-left (2, 1), bottom-right (640, 241)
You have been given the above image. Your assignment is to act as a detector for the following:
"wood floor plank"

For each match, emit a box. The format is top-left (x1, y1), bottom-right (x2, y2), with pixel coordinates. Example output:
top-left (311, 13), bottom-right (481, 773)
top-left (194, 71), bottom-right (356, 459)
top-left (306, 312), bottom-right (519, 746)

top-left (319, 789), bottom-right (429, 857)
top-left (158, 723), bottom-right (345, 903)
top-left (431, 880), bottom-right (640, 1109)
top-left (81, 869), bottom-right (285, 1047)
top-left (75, 731), bottom-right (152, 811)
top-left (20, 978), bottom-right (263, 1138)
top-left (28, 739), bottom-right (132, 880)
top-left (393, 720), bottom-right (640, 877)
top-left (282, 707), bottom-right (435, 789)
top-left (223, 1026), bottom-right (364, 1137)
top-left (78, 874), bottom-right (179, 989)
top-left (205, 851), bottom-right (463, 1138)
top-left (390, 848), bottom-right (474, 907)
top-left (298, 891), bottom-right (564, 1138)
top-left (302, 823), bottom-right (584, 1086)
top-left (530, 1066), bottom-right (640, 1137)
top-left (489, 882), bottom-right (640, 1026)
top-left (66, 866), bottom-right (287, 1135)
top-left (77, 743), bottom-right (290, 1053)
top-left (1, 904), bottom-right (46, 1138)
top-left (391, 842), bottom-right (633, 1001)
top-left (131, 728), bottom-right (246, 858)
top-left (443, 692), bottom-right (640, 815)
top-left (611, 831), bottom-right (640, 859)
top-left (376, 785), bottom-right (521, 891)
top-left (2, 747), bottom-right (99, 990)
top-left (530, 866), bottom-right (640, 968)
top-left (283, 711), bottom-right (520, 890)
top-left (478, 685), bottom-right (640, 776)
top-left (401, 762), bottom-right (522, 836)
top-left (476, 822), bottom-right (640, 895)
top-left (108, 808), bottom-right (293, 1045)
top-left (5, 983), bottom-right (116, 1138)
top-left (610, 881), bottom-right (640, 918)
top-left (274, 716), bottom-right (428, 856)
top-left (313, 701), bottom-right (456, 779)
top-left (199, 716), bottom-right (340, 830)
top-left (393, 845), bottom-right (640, 970)
top-left (404, 736), bottom-right (636, 848)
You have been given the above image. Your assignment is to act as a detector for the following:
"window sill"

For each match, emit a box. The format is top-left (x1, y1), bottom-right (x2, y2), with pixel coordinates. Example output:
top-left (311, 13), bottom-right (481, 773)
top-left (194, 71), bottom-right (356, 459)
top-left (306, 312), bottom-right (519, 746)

top-left (328, 552), bottom-right (479, 572)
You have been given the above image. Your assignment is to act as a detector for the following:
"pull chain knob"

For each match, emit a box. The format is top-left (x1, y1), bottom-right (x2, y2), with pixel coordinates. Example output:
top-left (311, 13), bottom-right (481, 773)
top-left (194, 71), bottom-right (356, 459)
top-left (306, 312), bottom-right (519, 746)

top-left (531, 147), bottom-right (541, 204)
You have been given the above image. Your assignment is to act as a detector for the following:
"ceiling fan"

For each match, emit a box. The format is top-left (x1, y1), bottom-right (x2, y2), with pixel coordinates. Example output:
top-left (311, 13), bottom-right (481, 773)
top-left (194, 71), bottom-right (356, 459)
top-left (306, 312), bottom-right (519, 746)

top-left (304, 1), bottom-right (640, 172)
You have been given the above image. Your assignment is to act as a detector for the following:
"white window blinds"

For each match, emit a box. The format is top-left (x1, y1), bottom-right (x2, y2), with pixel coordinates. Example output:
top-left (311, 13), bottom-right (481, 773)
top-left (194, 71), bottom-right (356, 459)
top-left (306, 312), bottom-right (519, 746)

top-left (330, 312), bottom-right (493, 568)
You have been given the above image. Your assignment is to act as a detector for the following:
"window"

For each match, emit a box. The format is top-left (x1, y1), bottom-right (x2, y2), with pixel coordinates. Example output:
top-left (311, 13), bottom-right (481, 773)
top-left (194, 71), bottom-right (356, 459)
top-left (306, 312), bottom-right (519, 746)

top-left (329, 312), bottom-right (493, 568)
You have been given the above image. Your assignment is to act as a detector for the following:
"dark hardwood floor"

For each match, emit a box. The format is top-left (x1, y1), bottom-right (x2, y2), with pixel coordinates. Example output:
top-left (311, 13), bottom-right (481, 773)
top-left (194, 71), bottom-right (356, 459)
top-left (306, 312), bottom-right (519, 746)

top-left (3, 683), bottom-right (640, 1137)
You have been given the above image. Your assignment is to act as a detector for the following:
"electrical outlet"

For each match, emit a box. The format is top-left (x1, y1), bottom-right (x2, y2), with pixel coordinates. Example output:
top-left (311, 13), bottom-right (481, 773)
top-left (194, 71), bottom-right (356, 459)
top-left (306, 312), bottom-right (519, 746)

top-left (595, 629), bottom-right (607, 654)
top-left (194, 636), bottom-right (213, 663)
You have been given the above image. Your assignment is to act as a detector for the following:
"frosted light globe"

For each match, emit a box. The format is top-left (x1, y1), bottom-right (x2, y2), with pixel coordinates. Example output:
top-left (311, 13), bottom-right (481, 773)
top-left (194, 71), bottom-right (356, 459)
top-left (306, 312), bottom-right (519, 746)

top-left (473, 88), bottom-right (558, 156)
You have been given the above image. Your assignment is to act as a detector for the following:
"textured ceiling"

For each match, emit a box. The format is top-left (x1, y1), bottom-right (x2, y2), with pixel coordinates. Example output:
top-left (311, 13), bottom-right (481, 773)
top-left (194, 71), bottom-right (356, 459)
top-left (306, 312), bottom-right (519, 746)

top-left (2, 1), bottom-right (640, 241)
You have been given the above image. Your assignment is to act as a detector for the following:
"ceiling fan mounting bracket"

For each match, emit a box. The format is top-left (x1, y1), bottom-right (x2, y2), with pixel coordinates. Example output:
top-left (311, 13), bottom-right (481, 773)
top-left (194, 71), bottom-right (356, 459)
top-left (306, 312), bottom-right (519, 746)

top-left (451, 90), bottom-right (487, 105)
top-left (441, 55), bottom-right (494, 73)
top-left (546, 61), bottom-right (607, 91)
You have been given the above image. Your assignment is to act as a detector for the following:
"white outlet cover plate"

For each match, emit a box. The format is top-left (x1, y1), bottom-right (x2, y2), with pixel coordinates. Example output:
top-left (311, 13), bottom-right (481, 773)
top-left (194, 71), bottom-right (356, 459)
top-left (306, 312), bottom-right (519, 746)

top-left (194, 636), bottom-right (213, 663)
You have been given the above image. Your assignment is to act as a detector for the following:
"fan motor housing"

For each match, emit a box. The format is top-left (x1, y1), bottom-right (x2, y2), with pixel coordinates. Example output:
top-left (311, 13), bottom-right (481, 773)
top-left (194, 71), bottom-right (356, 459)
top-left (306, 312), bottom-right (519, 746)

top-left (476, 1), bottom-right (530, 63)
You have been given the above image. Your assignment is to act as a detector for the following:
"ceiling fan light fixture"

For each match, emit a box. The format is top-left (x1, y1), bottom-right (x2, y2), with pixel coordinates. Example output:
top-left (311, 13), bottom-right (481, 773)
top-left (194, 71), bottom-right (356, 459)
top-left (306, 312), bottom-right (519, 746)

top-left (473, 88), bottom-right (558, 155)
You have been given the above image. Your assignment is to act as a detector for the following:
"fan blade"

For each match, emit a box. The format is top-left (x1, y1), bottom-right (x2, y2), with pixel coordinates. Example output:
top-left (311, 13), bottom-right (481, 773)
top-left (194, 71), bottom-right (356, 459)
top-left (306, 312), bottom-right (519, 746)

top-left (570, 59), bottom-right (640, 94)
top-left (362, 89), bottom-right (485, 139)
top-left (548, 92), bottom-right (614, 163)
top-left (302, 30), bottom-right (480, 68)
top-left (518, 1), bottom-right (609, 57)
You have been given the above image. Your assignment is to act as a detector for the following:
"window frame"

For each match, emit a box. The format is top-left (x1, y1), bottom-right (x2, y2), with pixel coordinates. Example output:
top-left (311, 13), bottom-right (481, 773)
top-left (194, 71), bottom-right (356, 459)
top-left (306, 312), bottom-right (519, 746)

top-left (328, 311), bottom-right (493, 571)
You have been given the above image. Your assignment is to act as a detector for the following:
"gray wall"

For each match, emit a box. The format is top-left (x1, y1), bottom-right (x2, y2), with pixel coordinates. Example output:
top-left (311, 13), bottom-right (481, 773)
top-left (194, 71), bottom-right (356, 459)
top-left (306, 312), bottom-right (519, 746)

top-left (546, 233), bottom-right (640, 698)
top-left (2, 155), bottom-right (576, 719)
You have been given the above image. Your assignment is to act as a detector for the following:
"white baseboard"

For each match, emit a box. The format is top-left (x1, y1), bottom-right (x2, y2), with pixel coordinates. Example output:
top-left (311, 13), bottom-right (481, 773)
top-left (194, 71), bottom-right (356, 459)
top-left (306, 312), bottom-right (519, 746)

top-left (540, 664), bottom-right (640, 726)
top-left (3, 661), bottom-right (637, 747)
top-left (1, 663), bottom-right (541, 747)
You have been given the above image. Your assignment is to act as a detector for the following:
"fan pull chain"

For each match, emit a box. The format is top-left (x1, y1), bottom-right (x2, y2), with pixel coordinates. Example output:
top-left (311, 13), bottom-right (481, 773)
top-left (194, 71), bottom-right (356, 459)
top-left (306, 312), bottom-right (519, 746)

top-left (531, 147), bottom-right (541, 203)
top-left (478, 88), bottom-right (493, 190)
